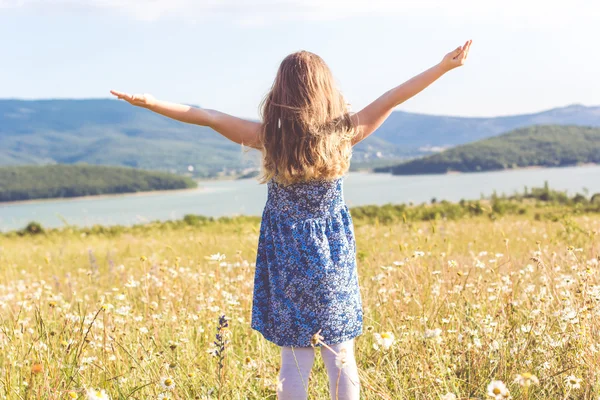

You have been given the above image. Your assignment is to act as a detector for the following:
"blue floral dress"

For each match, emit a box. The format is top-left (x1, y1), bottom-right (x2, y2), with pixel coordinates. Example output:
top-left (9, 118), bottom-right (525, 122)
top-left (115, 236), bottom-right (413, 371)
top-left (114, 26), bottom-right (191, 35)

top-left (251, 176), bottom-right (363, 347)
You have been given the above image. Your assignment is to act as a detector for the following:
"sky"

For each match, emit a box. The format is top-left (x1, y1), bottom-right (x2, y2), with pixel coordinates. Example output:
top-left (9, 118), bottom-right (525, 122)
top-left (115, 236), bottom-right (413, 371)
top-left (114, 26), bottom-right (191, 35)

top-left (1, 0), bottom-right (599, 119)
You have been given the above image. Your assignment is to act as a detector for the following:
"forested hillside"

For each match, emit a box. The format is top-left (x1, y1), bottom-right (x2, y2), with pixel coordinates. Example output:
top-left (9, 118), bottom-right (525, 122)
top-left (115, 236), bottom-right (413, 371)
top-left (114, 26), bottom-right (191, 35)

top-left (381, 125), bottom-right (600, 175)
top-left (0, 164), bottom-right (197, 202)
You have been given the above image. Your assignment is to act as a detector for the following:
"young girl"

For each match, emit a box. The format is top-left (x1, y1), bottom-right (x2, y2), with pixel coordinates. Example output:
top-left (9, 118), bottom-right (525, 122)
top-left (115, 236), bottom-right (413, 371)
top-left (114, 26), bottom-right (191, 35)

top-left (111, 39), bottom-right (472, 400)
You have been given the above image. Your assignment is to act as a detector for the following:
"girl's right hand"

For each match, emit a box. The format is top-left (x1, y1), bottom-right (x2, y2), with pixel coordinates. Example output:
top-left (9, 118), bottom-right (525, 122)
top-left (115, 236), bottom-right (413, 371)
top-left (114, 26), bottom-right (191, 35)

top-left (440, 40), bottom-right (472, 72)
top-left (110, 90), bottom-right (156, 108)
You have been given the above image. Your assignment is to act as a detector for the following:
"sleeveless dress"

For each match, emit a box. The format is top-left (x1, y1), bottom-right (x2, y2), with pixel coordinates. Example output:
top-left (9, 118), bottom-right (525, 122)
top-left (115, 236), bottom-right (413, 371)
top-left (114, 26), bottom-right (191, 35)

top-left (251, 176), bottom-right (363, 347)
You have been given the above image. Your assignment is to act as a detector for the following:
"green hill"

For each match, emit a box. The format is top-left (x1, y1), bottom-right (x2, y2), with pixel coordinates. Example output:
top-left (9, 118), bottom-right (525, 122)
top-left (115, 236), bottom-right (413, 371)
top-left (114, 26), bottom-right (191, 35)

top-left (0, 164), bottom-right (197, 202)
top-left (382, 125), bottom-right (600, 175)
top-left (1, 100), bottom-right (600, 176)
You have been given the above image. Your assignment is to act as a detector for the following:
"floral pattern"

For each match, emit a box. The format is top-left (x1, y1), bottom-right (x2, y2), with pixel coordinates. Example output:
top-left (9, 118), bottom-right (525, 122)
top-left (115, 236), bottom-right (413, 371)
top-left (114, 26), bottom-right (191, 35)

top-left (251, 177), bottom-right (363, 347)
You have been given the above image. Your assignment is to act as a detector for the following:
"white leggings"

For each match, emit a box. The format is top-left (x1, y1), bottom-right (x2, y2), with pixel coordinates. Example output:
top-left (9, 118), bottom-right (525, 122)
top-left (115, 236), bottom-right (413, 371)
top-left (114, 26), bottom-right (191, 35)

top-left (277, 339), bottom-right (360, 400)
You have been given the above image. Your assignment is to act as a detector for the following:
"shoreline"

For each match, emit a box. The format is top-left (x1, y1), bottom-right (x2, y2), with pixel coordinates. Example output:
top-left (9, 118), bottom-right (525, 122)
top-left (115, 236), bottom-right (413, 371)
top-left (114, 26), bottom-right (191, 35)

top-left (0, 186), bottom-right (204, 207)
top-left (2, 163), bottom-right (599, 207)
top-left (399, 162), bottom-right (599, 176)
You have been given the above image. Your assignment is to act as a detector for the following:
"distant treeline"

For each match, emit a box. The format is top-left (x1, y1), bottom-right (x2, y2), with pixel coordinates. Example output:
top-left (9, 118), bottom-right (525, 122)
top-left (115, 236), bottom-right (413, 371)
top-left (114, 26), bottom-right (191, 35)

top-left (377, 125), bottom-right (600, 175)
top-left (9, 182), bottom-right (600, 237)
top-left (0, 164), bottom-right (197, 202)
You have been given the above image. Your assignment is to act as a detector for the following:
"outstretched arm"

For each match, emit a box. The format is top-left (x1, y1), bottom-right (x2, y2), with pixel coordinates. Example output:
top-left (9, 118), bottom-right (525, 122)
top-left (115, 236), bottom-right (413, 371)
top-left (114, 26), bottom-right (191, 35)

top-left (351, 40), bottom-right (472, 145)
top-left (109, 91), bottom-right (262, 149)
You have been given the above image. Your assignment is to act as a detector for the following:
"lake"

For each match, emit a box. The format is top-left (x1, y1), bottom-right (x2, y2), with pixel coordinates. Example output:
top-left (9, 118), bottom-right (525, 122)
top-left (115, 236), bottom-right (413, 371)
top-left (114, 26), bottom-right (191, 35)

top-left (2, 165), bottom-right (600, 232)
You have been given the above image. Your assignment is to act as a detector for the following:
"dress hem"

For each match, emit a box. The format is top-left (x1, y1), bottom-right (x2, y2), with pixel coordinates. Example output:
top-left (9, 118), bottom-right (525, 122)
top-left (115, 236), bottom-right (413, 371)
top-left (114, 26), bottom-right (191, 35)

top-left (251, 325), bottom-right (363, 348)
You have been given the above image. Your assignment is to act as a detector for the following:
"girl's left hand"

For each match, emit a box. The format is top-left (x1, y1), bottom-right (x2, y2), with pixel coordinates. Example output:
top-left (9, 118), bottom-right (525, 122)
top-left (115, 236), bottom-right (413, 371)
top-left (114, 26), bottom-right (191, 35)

top-left (440, 40), bottom-right (472, 72)
top-left (110, 90), bottom-right (156, 108)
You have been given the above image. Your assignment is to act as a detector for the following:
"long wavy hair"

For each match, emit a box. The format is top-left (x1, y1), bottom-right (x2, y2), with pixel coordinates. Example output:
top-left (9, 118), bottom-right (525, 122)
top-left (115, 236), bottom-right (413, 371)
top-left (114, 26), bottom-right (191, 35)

top-left (258, 51), bottom-right (357, 186)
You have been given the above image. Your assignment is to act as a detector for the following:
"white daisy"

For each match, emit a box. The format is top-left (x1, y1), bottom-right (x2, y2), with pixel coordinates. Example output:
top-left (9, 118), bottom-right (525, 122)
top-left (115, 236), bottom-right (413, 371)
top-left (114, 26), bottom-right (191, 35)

top-left (373, 332), bottom-right (395, 351)
top-left (565, 375), bottom-right (582, 389)
top-left (86, 388), bottom-right (110, 400)
top-left (160, 377), bottom-right (175, 391)
top-left (424, 328), bottom-right (442, 340)
top-left (514, 372), bottom-right (539, 387)
top-left (486, 380), bottom-right (511, 399)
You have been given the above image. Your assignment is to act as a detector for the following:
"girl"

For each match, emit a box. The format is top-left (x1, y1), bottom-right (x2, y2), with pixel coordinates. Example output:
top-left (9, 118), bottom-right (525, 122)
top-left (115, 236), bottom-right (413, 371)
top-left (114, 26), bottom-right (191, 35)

top-left (111, 39), bottom-right (472, 400)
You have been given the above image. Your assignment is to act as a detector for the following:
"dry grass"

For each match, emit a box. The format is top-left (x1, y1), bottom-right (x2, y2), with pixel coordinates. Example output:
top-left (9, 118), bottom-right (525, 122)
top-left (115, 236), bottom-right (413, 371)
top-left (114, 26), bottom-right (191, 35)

top-left (0, 214), bottom-right (599, 399)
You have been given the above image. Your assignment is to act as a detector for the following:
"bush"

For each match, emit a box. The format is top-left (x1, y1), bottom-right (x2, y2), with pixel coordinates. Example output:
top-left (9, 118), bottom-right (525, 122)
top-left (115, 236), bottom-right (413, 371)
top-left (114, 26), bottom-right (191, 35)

top-left (21, 222), bottom-right (44, 235)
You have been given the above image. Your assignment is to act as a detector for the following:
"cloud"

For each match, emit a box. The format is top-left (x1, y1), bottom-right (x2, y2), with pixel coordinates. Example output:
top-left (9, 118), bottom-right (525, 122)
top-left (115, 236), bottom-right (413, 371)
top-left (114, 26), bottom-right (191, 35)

top-left (1, 0), bottom-right (598, 23)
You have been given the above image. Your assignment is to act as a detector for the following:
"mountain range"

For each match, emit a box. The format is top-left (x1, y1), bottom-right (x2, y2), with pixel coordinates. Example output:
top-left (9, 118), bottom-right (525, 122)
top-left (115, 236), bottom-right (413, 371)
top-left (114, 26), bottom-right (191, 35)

top-left (1, 99), bottom-right (599, 177)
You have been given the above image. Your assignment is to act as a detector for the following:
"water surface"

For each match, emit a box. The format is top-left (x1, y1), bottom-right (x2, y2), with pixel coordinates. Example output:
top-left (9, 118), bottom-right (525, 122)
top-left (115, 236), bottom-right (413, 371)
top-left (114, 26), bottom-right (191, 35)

top-left (2, 165), bottom-right (599, 231)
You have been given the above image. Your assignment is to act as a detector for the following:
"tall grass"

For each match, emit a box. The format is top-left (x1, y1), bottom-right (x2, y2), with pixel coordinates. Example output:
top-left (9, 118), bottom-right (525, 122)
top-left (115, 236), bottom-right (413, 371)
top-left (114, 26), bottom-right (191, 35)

top-left (0, 206), bottom-right (599, 398)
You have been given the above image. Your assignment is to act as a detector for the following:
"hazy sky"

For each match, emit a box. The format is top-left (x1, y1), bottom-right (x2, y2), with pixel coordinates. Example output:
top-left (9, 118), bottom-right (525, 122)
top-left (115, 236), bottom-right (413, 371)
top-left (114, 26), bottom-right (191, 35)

top-left (1, 0), bottom-right (599, 118)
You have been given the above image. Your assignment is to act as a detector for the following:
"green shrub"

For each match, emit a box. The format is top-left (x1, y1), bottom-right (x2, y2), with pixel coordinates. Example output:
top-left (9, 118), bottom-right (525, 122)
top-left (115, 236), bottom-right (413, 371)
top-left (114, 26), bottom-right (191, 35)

top-left (21, 222), bottom-right (44, 235)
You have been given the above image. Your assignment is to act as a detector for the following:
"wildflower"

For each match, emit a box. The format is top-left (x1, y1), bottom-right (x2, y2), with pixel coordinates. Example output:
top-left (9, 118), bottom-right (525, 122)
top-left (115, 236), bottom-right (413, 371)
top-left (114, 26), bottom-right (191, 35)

top-left (310, 329), bottom-right (324, 347)
top-left (244, 356), bottom-right (258, 369)
top-left (373, 332), bottom-right (395, 350)
top-left (514, 372), bottom-right (539, 387)
top-left (441, 394), bottom-right (457, 400)
top-left (68, 392), bottom-right (77, 399)
top-left (205, 253), bottom-right (226, 262)
top-left (424, 328), bottom-right (442, 340)
top-left (276, 377), bottom-right (285, 393)
top-left (486, 380), bottom-right (510, 399)
top-left (86, 388), bottom-right (110, 400)
top-left (160, 377), bottom-right (175, 391)
top-left (31, 363), bottom-right (43, 374)
top-left (213, 314), bottom-right (230, 374)
top-left (124, 278), bottom-right (140, 288)
top-left (335, 348), bottom-right (348, 369)
top-left (565, 375), bottom-right (581, 389)
top-left (520, 325), bottom-right (532, 333)
top-left (448, 260), bottom-right (458, 268)
top-left (207, 342), bottom-right (219, 357)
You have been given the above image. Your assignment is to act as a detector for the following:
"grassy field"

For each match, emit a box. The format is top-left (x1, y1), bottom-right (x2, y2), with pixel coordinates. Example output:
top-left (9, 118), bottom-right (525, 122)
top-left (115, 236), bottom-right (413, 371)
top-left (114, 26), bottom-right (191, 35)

top-left (1, 206), bottom-right (599, 399)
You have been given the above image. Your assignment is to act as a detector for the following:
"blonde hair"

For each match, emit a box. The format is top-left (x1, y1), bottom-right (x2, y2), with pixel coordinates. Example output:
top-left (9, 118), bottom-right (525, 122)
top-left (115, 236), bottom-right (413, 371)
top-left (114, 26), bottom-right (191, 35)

top-left (258, 51), bottom-right (357, 186)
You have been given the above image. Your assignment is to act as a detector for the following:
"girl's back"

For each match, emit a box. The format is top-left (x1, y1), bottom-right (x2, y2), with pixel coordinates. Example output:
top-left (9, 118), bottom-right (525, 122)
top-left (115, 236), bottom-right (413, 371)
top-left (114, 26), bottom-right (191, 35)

top-left (265, 176), bottom-right (346, 221)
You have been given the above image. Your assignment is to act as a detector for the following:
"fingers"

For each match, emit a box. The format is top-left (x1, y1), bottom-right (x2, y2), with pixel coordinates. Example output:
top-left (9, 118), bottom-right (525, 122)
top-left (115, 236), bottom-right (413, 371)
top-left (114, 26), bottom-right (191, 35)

top-left (110, 90), bottom-right (126, 98)
top-left (110, 90), bottom-right (135, 102)
top-left (463, 40), bottom-right (473, 61)
top-left (455, 40), bottom-right (472, 64)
